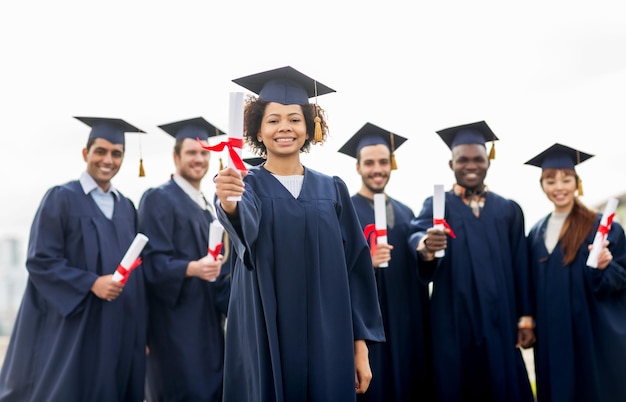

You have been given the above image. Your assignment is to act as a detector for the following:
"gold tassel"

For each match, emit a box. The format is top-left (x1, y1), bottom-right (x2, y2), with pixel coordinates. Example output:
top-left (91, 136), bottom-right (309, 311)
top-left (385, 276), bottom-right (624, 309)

top-left (219, 157), bottom-right (224, 170)
top-left (139, 158), bottom-right (145, 177)
top-left (488, 141), bottom-right (496, 160)
top-left (390, 132), bottom-right (397, 170)
top-left (221, 232), bottom-right (230, 265)
top-left (577, 177), bottom-right (584, 196)
top-left (314, 116), bottom-right (322, 143)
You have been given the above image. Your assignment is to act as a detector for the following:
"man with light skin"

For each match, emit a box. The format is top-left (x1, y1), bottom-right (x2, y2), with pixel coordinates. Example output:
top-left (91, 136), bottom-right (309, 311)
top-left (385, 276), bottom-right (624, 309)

top-left (339, 122), bottom-right (435, 402)
top-left (138, 117), bottom-right (229, 402)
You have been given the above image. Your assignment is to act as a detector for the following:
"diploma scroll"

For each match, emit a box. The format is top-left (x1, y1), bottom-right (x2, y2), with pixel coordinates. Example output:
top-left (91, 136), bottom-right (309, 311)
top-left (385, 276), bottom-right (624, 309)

top-left (373, 193), bottom-right (388, 268)
top-left (113, 233), bottom-right (149, 284)
top-left (207, 221), bottom-right (225, 282)
top-left (433, 185), bottom-right (445, 258)
top-left (586, 197), bottom-right (619, 268)
top-left (227, 92), bottom-right (245, 201)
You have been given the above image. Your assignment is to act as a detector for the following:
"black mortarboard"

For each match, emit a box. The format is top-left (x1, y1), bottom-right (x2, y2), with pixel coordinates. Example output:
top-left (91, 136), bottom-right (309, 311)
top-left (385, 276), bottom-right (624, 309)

top-left (436, 120), bottom-right (499, 159)
top-left (524, 143), bottom-right (593, 171)
top-left (158, 117), bottom-right (226, 141)
top-left (232, 66), bottom-right (335, 105)
top-left (243, 157), bottom-right (266, 167)
top-left (337, 122), bottom-right (408, 169)
top-left (74, 116), bottom-right (144, 146)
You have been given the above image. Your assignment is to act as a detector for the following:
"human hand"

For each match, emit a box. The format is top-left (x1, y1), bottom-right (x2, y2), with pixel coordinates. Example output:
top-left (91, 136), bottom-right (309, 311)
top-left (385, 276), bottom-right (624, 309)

top-left (91, 274), bottom-right (124, 301)
top-left (214, 167), bottom-right (247, 215)
top-left (372, 243), bottom-right (393, 268)
top-left (516, 328), bottom-right (536, 349)
top-left (354, 340), bottom-right (372, 394)
top-left (589, 240), bottom-right (613, 270)
top-left (187, 255), bottom-right (223, 281)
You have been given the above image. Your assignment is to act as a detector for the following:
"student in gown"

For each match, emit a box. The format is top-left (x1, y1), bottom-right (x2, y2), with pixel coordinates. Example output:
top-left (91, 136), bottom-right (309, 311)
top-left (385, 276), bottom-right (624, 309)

top-left (407, 121), bottom-right (535, 402)
top-left (525, 143), bottom-right (626, 402)
top-left (213, 66), bottom-right (385, 402)
top-left (0, 117), bottom-right (148, 402)
top-left (338, 122), bottom-right (435, 402)
top-left (138, 117), bottom-right (229, 402)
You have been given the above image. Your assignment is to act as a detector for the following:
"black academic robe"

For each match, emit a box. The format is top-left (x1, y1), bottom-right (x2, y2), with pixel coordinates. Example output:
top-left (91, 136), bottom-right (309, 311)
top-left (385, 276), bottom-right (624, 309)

top-left (138, 180), bottom-right (228, 402)
top-left (408, 191), bottom-right (534, 402)
top-left (0, 180), bottom-right (147, 402)
top-left (351, 194), bottom-right (435, 402)
top-left (216, 166), bottom-right (385, 402)
top-left (528, 214), bottom-right (626, 402)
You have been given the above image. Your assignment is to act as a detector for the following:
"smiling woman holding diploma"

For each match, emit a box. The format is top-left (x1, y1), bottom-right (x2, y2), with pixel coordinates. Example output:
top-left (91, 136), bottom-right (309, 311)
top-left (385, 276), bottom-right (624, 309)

top-left (214, 66), bottom-right (384, 402)
top-left (525, 143), bottom-right (626, 402)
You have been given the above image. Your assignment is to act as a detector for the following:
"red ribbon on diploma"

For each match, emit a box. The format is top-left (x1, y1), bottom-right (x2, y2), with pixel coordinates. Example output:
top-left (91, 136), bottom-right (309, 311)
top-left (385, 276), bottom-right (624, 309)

top-left (364, 224), bottom-right (387, 255)
top-left (434, 218), bottom-right (457, 239)
top-left (197, 137), bottom-right (247, 172)
top-left (598, 213), bottom-right (615, 237)
top-left (115, 257), bottom-right (142, 285)
top-left (208, 243), bottom-right (223, 261)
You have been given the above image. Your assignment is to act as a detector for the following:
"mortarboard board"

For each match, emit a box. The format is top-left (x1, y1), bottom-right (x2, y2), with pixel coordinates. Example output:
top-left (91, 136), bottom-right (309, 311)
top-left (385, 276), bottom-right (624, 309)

top-left (337, 122), bottom-right (408, 170)
top-left (243, 156), bottom-right (266, 167)
top-left (74, 116), bottom-right (144, 146)
top-left (232, 66), bottom-right (335, 105)
top-left (158, 117), bottom-right (226, 142)
top-left (524, 143), bottom-right (593, 170)
top-left (524, 143), bottom-right (593, 195)
top-left (436, 120), bottom-right (499, 159)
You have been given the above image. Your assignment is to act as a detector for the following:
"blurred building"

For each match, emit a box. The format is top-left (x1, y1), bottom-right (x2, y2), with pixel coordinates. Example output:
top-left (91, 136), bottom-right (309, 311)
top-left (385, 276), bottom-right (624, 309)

top-left (0, 236), bottom-right (27, 336)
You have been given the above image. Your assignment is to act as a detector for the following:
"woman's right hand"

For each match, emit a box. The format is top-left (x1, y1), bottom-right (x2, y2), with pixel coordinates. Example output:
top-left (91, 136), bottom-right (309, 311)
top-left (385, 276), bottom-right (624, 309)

top-left (214, 167), bottom-right (247, 216)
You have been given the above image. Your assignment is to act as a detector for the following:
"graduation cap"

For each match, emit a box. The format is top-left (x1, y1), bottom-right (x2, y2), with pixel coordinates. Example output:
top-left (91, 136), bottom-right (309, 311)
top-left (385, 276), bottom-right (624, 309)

top-left (524, 143), bottom-right (594, 195)
top-left (243, 156), bottom-right (266, 167)
top-left (232, 66), bottom-right (336, 143)
top-left (337, 122), bottom-right (408, 170)
top-left (75, 116), bottom-right (147, 176)
top-left (74, 116), bottom-right (144, 145)
top-left (158, 117), bottom-right (226, 142)
top-left (436, 120), bottom-right (498, 160)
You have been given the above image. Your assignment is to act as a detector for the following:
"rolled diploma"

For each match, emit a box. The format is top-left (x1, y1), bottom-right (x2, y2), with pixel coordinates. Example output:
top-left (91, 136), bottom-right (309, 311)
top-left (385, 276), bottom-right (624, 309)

top-left (227, 92), bottom-right (244, 201)
top-left (207, 221), bottom-right (225, 282)
top-left (113, 233), bottom-right (149, 282)
top-left (586, 197), bottom-right (619, 268)
top-left (374, 193), bottom-right (388, 268)
top-left (433, 184), bottom-right (445, 258)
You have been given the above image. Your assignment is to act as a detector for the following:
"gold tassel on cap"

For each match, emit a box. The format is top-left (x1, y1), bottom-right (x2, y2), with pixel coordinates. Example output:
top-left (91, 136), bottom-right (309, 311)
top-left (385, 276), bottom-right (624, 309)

top-left (576, 150), bottom-right (583, 195)
top-left (389, 132), bottom-right (398, 170)
top-left (313, 81), bottom-right (323, 144)
top-left (488, 140), bottom-right (496, 160)
top-left (139, 158), bottom-right (145, 177)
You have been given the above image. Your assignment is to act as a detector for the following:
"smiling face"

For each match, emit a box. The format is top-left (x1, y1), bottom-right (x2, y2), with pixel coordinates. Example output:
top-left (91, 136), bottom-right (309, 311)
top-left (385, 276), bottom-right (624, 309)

top-left (82, 138), bottom-right (125, 191)
top-left (449, 143), bottom-right (490, 192)
top-left (540, 168), bottom-right (578, 213)
top-left (356, 144), bottom-right (391, 197)
top-left (257, 102), bottom-right (308, 159)
top-left (174, 138), bottom-right (210, 189)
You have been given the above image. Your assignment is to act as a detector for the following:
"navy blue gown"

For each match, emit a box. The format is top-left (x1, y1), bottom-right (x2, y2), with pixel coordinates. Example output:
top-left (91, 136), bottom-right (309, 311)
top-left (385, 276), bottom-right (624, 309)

top-left (216, 166), bottom-right (385, 402)
top-left (528, 214), bottom-right (626, 402)
top-left (138, 179), bottom-right (228, 402)
top-left (351, 194), bottom-right (435, 402)
top-left (0, 180), bottom-right (147, 402)
top-left (408, 191), bottom-right (534, 402)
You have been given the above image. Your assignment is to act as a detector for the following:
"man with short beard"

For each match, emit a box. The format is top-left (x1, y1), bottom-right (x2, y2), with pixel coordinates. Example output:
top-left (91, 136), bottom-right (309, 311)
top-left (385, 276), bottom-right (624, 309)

top-left (339, 122), bottom-right (435, 402)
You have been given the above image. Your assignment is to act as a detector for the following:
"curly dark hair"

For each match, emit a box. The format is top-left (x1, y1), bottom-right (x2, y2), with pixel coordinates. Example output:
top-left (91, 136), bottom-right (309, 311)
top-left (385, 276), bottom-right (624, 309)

top-left (243, 95), bottom-right (329, 157)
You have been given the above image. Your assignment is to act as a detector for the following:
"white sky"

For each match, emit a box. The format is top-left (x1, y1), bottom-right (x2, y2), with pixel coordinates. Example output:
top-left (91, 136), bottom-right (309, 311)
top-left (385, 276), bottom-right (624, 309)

top-left (2, 1), bottom-right (626, 254)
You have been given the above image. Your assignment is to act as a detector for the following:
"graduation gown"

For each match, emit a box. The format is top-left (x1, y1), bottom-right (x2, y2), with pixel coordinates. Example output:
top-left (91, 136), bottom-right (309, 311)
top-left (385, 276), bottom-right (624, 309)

top-left (408, 191), bottom-right (534, 402)
top-left (216, 166), bottom-right (385, 402)
top-left (528, 214), bottom-right (626, 402)
top-left (0, 180), bottom-right (147, 402)
top-left (351, 194), bottom-right (435, 402)
top-left (138, 179), bottom-right (228, 402)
